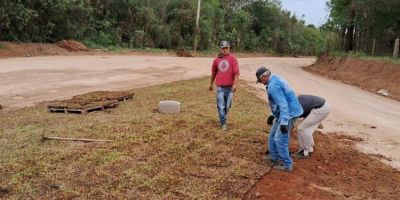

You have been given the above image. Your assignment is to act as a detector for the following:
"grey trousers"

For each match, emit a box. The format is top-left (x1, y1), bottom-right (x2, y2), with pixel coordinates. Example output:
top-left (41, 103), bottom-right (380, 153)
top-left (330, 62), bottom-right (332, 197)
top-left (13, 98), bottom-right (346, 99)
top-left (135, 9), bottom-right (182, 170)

top-left (297, 101), bottom-right (331, 152)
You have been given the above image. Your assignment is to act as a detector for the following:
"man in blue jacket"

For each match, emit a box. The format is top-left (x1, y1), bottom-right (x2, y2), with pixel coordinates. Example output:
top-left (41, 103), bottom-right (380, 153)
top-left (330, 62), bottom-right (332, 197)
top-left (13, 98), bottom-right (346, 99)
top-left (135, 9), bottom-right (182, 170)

top-left (256, 66), bottom-right (303, 172)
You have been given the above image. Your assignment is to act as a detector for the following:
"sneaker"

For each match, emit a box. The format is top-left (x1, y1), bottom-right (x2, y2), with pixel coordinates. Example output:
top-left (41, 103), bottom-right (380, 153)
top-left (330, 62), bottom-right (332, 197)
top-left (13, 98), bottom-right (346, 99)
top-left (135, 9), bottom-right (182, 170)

top-left (272, 165), bottom-right (293, 172)
top-left (221, 124), bottom-right (228, 131)
top-left (291, 152), bottom-right (310, 159)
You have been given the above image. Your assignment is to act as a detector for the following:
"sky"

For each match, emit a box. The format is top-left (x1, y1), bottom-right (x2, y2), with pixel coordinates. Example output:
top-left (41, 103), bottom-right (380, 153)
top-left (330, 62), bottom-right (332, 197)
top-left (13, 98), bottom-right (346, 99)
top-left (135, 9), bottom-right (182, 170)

top-left (280, 0), bottom-right (330, 26)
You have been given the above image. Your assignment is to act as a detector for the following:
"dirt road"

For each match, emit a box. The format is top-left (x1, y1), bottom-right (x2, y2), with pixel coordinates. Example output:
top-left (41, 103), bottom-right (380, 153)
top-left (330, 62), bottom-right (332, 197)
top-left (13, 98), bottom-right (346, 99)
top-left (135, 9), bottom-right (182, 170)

top-left (1, 55), bottom-right (399, 170)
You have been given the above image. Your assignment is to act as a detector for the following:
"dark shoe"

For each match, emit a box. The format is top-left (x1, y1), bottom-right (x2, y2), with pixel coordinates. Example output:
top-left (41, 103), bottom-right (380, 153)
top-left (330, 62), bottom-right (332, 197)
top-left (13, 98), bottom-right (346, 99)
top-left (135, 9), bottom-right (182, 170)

top-left (264, 154), bottom-right (279, 166)
top-left (296, 149), bottom-right (304, 154)
top-left (270, 160), bottom-right (279, 166)
top-left (273, 165), bottom-right (293, 172)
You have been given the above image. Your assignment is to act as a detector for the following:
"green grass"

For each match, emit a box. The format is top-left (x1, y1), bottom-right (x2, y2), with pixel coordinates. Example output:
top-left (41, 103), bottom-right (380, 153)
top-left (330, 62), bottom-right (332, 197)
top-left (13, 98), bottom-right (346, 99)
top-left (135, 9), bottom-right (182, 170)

top-left (332, 51), bottom-right (400, 64)
top-left (81, 40), bottom-right (218, 56)
top-left (0, 78), bottom-right (271, 199)
top-left (0, 42), bottom-right (7, 49)
top-left (81, 40), bottom-right (172, 54)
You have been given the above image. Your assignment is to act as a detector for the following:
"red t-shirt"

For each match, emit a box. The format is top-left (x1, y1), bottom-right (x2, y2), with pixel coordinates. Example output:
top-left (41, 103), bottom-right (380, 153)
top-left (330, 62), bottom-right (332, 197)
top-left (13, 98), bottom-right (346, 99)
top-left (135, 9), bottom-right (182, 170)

top-left (211, 53), bottom-right (240, 87)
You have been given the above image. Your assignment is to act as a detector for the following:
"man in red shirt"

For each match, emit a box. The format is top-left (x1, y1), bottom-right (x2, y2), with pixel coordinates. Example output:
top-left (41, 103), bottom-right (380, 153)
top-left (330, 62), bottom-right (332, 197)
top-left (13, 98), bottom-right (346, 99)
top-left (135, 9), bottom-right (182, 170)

top-left (208, 41), bottom-right (240, 131)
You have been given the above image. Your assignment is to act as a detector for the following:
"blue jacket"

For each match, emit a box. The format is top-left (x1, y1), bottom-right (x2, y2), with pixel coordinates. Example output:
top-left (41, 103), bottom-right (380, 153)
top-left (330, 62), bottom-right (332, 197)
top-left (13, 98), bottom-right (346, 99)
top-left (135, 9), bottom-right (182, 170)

top-left (267, 74), bottom-right (303, 125)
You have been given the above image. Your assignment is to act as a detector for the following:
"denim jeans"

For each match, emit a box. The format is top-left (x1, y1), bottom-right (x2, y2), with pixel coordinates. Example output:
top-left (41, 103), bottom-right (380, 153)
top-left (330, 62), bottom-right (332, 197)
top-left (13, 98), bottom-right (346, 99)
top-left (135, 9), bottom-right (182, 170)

top-left (216, 86), bottom-right (233, 125)
top-left (268, 117), bottom-right (296, 169)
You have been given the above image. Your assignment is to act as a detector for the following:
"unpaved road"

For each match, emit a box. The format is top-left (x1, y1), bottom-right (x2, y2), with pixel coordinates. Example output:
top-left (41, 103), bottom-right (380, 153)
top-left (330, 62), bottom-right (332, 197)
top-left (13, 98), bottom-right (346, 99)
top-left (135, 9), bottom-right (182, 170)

top-left (1, 55), bottom-right (399, 170)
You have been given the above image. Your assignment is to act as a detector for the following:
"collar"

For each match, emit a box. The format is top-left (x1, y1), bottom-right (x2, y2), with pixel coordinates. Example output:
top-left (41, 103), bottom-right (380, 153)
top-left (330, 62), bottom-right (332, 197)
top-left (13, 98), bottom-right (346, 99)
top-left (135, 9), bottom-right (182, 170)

top-left (266, 74), bottom-right (274, 87)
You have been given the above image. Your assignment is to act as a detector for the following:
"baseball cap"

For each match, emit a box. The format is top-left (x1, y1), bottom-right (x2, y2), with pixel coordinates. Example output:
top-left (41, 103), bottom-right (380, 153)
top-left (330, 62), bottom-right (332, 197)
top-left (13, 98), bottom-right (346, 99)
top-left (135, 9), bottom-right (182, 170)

top-left (256, 66), bottom-right (271, 83)
top-left (220, 41), bottom-right (230, 49)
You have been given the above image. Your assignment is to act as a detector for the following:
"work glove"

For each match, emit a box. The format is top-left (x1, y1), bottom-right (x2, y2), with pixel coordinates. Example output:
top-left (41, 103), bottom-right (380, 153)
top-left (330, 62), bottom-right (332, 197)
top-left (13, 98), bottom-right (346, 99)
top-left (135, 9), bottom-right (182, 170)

top-left (218, 52), bottom-right (224, 58)
top-left (280, 125), bottom-right (288, 133)
top-left (267, 115), bottom-right (275, 125)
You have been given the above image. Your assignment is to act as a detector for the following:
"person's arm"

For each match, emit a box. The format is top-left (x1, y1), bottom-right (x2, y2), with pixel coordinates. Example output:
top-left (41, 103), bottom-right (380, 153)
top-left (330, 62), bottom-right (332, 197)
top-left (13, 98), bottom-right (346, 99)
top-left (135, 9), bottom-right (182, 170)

top-left (232, 75), bottom-right (238, 92)
top-left (209, 59), bottom-right (218, 91)
top-left (209, 74), bottom-right (216, 91)
top-left (231, 57), bottom-right (239, 92)
top-left (269, 86), bottom-right (290, 125)
top-left (268, 93), bottom-right (279, 118)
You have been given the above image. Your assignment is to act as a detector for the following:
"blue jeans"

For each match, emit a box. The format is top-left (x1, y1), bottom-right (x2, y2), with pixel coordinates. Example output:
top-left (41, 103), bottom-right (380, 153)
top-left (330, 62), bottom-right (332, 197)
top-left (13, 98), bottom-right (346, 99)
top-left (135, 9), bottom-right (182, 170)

top-left (268, 118), bottom-right (296, 168)
top-left (216, 86), bottom-right (233, 125)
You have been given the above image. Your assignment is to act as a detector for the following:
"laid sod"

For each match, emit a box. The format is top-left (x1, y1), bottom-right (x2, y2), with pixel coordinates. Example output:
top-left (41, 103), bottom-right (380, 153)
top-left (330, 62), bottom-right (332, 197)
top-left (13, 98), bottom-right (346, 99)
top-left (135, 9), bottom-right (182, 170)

top-left (0, 78), bottom-right (271, 199)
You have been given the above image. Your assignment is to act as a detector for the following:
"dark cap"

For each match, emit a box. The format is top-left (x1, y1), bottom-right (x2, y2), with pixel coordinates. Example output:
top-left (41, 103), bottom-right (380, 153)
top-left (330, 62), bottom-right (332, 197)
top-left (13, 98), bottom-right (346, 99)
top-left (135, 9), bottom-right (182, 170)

top-left (220, 41), bottom-right (230, 49)
top-left (256, 66), bottom-right (271, 83)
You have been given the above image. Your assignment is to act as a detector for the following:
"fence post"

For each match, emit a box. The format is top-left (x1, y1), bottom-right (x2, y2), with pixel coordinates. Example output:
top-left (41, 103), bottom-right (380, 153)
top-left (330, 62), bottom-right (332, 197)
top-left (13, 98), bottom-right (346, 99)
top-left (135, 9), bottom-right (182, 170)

top-left (394, 38), bottom-right (399, 58)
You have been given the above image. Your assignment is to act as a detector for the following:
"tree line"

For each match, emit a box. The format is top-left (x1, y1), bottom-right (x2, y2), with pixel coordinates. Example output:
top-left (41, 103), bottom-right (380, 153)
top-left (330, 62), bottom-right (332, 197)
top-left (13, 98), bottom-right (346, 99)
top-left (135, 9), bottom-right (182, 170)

top-left (0, 0), bottom-right (335, 55)
top-left (327, 0), bottom-right (400, 56)
top-left (1, 0), bottom-right (398, 56)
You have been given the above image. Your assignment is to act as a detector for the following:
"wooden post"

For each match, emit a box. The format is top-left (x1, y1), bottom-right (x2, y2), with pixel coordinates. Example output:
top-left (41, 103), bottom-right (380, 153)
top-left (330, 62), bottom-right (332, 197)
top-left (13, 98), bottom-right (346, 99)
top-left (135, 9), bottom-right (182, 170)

top-left (372, 39), bottom-right (376, 56)
top-left (394, 38), bottom-right (399, 58)
top-left (193, 0), bottom-right (201, 52)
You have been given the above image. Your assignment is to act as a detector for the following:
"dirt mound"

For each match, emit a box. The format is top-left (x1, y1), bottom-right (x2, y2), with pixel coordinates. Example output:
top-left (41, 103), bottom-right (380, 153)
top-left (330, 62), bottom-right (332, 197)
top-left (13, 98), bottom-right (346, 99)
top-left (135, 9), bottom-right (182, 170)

top-left (47, 91), bottom-right (134, 109)
top-left (304, 55), bottom-right (400, 101)
top-left (244, 132), bottom-right (400, 199)
top-left (56, 40), bottom-right (88, 51)
top-left (0, 41), bottom-right (71, 58)
top-left (176, 49), bottom-right (193, 57)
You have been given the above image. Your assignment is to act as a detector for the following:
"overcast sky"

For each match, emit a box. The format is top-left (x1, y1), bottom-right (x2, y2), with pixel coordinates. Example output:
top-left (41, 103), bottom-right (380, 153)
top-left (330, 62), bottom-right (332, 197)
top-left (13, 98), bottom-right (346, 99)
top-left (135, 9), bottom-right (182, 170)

top-left (280, 0), bottom-right (330, 26)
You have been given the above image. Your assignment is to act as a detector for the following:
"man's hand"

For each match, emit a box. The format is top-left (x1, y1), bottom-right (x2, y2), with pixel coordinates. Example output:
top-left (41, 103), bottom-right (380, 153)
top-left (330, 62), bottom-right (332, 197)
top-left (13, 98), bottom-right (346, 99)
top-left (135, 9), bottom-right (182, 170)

top-left (232, 85), bottom-right (237, 92)
top-left (209, 84), bottom-right (213, 91)
top-left (218, 52), bottom-right (224, 58)
top-left (267, 115), bottom-right (275, 125)
top-left (280, 125), bottom-right (288, 133)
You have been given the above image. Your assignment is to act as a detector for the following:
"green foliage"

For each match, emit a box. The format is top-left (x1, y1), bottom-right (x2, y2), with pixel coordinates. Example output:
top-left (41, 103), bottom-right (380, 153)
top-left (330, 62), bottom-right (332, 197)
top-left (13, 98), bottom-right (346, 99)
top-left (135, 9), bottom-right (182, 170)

top-left (0, 43), bottom-right (6, 49)
top-left (0, 0), bottom-right (335, 55)
top-left (328, 0), bottom-right (400, 55)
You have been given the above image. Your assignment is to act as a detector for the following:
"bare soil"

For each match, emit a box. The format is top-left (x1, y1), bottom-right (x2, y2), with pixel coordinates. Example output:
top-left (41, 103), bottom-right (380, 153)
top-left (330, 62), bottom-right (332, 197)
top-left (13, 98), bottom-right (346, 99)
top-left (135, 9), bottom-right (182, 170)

top-left (0, 41), bottom-right (400, 199)
top-left (244, 132), bottom-right (400, 200)
top-left (304, 55), bottom-right (400, 101)
top-left (0, 41), bottom-right (176, 58)
top-left (1, 54), bottom-right (400, 170)
top-left (1, 78), bottom-right (399, 199)
top-left (0, 41), bottom-right (74, 57)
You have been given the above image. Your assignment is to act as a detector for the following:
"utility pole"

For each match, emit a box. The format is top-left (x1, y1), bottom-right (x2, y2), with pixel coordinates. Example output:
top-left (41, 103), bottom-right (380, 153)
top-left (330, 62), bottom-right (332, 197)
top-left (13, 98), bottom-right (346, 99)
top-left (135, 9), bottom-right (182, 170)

top-left (394, 38), bottom-right (399, 58)
top-left (371, 39), bottom-right (376, 56)
top-left (193, 0), bottom-right (201, 52)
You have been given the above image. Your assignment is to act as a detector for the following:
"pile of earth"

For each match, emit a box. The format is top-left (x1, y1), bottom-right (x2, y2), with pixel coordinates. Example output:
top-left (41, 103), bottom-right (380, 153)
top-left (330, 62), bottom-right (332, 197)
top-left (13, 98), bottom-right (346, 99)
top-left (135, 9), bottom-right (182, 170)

top-left (0, 41), bottom-right (72, 58)
top-left (56, 40), bottom-right (88, 51)
top-left (47, 91), bottom-right (134, 109)
top-left (304, 55), bottom-right (400, 101)
top-left (176, 49), bottom-right (193, 57)
top-left (244, 131), bottom-right (400, 199)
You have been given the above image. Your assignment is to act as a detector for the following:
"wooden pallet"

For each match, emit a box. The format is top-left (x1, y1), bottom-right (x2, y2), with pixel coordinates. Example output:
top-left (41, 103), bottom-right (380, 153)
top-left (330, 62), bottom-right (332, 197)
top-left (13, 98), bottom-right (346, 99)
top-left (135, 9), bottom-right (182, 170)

top-left (114, 94), bottom-right (134, 102)
top-left (48, 105), bottom-right (105, 114)
top-left (47, 94), bottom-right (133, 114)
